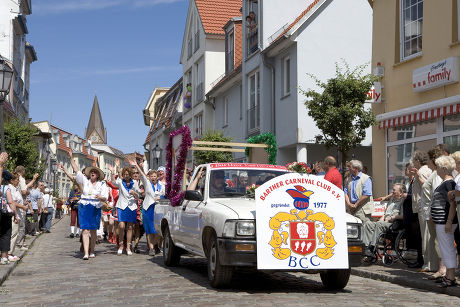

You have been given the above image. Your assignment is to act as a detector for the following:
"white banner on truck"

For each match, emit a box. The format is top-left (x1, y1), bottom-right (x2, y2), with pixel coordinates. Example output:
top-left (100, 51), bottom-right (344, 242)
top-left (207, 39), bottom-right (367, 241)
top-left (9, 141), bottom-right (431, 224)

top-left (256, 173), bottom-right (348, 270)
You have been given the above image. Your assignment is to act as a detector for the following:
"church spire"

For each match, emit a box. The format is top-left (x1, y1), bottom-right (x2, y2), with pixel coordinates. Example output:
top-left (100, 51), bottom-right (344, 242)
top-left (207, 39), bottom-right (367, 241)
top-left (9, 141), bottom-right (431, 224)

top-left (85, 95), bottom-right (107, 144)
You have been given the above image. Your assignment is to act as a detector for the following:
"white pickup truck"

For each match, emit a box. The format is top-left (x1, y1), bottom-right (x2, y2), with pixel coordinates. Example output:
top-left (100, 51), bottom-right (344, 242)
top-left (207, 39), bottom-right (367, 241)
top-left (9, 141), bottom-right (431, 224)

top-left (154, 163), bottom-right (363, 289)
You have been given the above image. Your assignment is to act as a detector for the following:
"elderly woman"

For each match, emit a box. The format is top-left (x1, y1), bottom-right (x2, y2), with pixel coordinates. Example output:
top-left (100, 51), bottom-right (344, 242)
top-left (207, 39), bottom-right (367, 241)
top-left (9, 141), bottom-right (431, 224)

top-left (430, 155), bottom-right (457, 287)
top-left (363, 184), bottom-right (404, 257)
top-left (68, 150), bottom-right (108, 260)
top-left (110, 161), bottom-right (140, 256)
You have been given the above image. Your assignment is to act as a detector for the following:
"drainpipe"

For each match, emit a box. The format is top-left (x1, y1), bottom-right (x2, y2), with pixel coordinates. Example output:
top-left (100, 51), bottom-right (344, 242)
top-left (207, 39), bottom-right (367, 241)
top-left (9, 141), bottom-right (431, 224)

top-left (262, 54), bottom-right (276, 135)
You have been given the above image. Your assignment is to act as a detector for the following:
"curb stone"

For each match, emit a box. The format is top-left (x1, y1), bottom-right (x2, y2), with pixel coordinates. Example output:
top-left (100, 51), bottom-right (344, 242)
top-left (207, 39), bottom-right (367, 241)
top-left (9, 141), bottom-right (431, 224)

top-left (0, 216), bottom-right (64, 286)
top-left (351, 266), bottom-right (460, 298)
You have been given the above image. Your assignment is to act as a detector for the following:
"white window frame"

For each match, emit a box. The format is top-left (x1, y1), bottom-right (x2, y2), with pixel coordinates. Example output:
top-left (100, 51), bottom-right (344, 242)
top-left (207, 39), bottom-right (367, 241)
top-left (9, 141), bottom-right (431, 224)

top-left (223, 96), bottom-right (229, 126)
top-left (282, 56), bottom-right (290, 96)
top-left (399, 0), bottom-right (423, 61)
top-left (248, 70), bottom-right (260, 132)
top-left (195, 113), bottom-right (203, 137)
top-left (226, 29), bottom-right (235, 73)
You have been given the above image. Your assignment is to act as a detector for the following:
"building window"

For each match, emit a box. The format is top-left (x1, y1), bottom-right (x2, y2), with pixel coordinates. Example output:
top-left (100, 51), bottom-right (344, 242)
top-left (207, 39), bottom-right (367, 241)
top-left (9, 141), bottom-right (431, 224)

top-left (246, 0), bottom-right (259, 56)
top-left (226, 29), bottom-right (235, 73)
top-left (385, 114), bottom-right (460, 193)
top-left (223, 97), bottom-right (229, 126)
top-left (194, 16), bottom-right (200, 52)
top-left (248, 71), bottom-right (260, 132)
top-left (282, 56), bottom-right (290, 96)
top-left (400, 0), bottom-right (423, 60)
top-left (196, 59), bottom-right (204, 103)
top-left (195, 113), bottom-right (203, 137)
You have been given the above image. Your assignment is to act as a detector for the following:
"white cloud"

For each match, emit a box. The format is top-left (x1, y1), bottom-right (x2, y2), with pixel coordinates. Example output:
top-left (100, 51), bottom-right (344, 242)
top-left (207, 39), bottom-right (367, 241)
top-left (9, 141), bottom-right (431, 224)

top-left (34, 0), bottom-right (185, 15)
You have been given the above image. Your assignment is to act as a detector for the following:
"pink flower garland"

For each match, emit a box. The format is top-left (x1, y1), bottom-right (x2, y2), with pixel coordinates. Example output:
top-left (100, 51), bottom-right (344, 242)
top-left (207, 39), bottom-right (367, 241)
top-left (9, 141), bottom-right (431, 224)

top-left (165, 125), bottom-right (192, 207)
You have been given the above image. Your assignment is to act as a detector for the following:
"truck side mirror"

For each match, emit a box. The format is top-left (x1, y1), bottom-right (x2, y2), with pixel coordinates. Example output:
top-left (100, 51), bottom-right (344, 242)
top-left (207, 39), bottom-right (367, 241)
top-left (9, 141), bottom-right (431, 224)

top-left (184, 190), bottom-right (203, 202)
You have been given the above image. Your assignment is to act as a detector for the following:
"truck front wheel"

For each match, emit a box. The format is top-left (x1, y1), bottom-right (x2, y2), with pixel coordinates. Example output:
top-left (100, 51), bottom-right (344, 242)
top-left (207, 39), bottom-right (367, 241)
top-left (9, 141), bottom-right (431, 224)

top-left (320, 269), bottom-right (351, 290)
top-left (163, 227), bottom-right (181, 266)
top-left (207, 235), bottom-right (233, 288)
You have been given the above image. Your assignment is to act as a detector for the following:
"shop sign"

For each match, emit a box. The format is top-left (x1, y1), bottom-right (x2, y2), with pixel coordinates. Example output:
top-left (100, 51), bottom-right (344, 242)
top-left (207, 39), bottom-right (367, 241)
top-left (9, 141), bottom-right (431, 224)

top-left (413, 57), bottom-right (459, 92)
top-left (365, 82), bottom-right (382, 103)
top-left (255, 173), bottom-right (348, 270)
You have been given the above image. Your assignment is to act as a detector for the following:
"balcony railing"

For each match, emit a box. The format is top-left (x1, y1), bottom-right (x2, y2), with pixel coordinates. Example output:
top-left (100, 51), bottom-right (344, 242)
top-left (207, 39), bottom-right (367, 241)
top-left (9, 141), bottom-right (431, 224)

top-left (247, 105), bottom-right (260, 132)
top-left (196, 82), bottom-right (204, 103)
top-left (247, 28), bottom-right (258, 56)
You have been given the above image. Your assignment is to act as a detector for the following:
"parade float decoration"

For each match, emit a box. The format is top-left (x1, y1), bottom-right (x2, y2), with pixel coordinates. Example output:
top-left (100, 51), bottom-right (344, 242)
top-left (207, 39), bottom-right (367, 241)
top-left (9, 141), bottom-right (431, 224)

top-left (165, 125), bottom-right (192, 207)
top-left (255, 173), bottom-right (348, 270)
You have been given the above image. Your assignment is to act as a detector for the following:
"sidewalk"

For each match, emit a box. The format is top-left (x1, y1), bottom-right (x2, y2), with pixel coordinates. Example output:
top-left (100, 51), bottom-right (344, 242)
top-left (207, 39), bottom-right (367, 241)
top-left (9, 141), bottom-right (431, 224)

top-left (0, 215), bottom-right (64, 285)
top-left (352, 261), bottom-right (460, 298)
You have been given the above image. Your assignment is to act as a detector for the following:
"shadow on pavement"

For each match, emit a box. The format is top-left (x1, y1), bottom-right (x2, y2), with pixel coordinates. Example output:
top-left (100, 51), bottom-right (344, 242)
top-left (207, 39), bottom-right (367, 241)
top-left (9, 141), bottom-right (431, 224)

top-left (149, 255), bottom-right (352, 294)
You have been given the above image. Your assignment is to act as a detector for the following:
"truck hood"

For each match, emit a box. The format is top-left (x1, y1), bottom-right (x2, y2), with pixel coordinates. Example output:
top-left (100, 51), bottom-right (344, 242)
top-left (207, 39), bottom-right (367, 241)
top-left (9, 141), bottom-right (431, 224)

top-left (213, 198), bottom-right (256, 219)
top-left (345, 213), bottom-right (363, 225)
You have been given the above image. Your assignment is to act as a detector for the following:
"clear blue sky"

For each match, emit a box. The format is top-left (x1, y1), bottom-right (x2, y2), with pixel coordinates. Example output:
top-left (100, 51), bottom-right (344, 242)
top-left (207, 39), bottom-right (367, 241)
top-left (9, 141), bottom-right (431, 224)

top-left (28, 0), bottom-right (188, 153)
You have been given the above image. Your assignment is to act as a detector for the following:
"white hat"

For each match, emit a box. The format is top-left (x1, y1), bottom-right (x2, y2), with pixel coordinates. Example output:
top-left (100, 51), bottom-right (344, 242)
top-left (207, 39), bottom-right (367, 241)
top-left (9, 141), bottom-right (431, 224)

top-left (157, 166), bottom-right (166, 172)
top-left (44, 188), bottom-right (50, 194)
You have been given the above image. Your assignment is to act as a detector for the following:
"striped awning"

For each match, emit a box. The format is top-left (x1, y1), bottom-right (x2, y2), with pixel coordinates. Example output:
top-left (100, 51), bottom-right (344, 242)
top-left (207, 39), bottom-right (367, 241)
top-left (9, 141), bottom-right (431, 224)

top-left (378, 103), bottom-right (460, 129)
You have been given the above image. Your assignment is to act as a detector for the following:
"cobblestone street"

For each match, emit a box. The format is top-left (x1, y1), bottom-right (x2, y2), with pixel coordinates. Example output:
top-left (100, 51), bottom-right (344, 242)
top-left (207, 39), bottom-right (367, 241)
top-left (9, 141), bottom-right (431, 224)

top-left (0, 216), bottom-right (459, 306)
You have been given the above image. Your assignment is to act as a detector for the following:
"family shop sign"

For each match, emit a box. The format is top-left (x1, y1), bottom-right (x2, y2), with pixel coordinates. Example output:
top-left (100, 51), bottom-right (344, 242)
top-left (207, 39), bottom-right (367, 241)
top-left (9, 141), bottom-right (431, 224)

top-left (412, 57), bottom-right (459, 92)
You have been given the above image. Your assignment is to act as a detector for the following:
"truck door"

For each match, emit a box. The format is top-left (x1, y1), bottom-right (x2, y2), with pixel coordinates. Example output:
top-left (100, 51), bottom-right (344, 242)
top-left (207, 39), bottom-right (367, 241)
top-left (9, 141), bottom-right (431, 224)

top-left (178, 168), bottom-right (206, 251)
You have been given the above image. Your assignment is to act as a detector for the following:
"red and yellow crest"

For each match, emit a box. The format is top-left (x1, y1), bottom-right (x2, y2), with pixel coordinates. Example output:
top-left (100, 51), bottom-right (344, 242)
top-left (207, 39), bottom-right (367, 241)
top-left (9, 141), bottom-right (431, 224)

top-left (290, 221), bottom-right (316, 256)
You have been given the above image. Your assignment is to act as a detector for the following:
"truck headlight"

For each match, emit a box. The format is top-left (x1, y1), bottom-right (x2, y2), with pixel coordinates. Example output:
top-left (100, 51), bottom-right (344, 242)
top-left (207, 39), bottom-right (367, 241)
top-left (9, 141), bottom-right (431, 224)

top-left (223, 220), bottom-right (255, 237)
top-left (347, 223), bottom-right (360, 239)
top-left (236, 220), bottom-right (255, 236)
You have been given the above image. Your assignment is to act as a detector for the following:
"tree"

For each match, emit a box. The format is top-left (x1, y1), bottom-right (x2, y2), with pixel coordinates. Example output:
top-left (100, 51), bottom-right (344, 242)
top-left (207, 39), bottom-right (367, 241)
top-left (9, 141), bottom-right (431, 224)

top-left (193, 130), bottom-right (233, 165)
top-left (4, 119), bottom-right (44, 178)
top-left (300, 61), bottom-right (376, 165)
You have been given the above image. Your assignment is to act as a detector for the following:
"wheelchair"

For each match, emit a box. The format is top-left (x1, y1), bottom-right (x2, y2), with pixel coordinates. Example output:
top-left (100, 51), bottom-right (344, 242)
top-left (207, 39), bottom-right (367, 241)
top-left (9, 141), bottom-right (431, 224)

top-left (368, 220), bottom-right (420, 266)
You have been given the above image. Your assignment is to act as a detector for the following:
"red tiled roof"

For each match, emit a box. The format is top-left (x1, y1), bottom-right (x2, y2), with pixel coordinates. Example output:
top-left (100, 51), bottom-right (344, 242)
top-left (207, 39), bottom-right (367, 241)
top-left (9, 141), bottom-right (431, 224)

top-left (50, 125), bottom-right (97, 161)
top-left (272, 0), bottom-right (321, 44)
top-left (195, 0), bottom-right (242, 35)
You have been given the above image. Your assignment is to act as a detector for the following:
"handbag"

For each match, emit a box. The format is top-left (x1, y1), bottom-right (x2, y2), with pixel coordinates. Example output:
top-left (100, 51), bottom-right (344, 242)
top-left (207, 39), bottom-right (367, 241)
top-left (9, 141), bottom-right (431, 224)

top-left (0, 186), bottom-right (15, 217)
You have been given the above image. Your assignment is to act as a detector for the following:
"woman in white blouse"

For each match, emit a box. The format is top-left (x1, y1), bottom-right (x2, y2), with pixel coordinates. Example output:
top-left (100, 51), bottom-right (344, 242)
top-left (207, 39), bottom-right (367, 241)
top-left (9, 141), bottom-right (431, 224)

top-left (110, 160), bottom-right (140, 256)
top-left (68, 150), bottom-right (108, 260)
top-left (130, 160), bottom-right (164, 255)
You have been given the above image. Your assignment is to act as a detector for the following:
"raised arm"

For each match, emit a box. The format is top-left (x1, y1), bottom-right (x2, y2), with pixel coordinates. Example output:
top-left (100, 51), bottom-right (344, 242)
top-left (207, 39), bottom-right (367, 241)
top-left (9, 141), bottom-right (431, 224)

top-left (67, 150), bottom-right (79, 174)
top-left (187, 167), bottom-right (204, 191)
top-left (25, 173), bottom-right (39, 191)
top-left (58, 163), bottom-right (75, 181)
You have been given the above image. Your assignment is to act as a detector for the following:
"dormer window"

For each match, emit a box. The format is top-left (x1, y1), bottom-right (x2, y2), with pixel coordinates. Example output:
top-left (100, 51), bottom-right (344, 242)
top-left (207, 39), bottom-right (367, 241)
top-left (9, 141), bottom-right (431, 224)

top-left (226, 29), bottom-right (235, 73)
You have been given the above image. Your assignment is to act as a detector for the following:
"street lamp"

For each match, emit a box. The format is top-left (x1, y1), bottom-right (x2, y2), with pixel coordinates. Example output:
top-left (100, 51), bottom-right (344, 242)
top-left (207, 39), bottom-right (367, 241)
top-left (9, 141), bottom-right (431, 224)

top-left (0, 57), bottom-right (14, 152)
top-left (154, 144), bottom-right (161, 168)
top-left (51, 158), bottom-right (57, 196)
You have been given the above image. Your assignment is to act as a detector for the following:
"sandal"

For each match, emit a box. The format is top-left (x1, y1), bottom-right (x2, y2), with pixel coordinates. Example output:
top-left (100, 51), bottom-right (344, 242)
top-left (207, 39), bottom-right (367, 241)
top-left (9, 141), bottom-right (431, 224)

top-left (439, 278), bottom-right (458, 288)
top-left (428, 272), bottom-right (445, 280)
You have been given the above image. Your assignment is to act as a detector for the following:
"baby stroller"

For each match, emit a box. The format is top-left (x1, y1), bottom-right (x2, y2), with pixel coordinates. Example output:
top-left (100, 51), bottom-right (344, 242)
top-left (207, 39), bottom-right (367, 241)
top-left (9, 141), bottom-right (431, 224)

top-left (368, 219), bottom-right (420, 266)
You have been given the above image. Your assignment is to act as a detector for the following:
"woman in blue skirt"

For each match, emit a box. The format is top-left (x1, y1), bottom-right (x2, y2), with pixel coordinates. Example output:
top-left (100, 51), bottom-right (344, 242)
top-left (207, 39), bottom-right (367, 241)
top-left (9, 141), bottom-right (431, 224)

top-left (68, 150), bottom-right (108, 260)
top-left (111, 161), bottom-right (140, 256)
top-left (131, 161), bottom-right (164, 255)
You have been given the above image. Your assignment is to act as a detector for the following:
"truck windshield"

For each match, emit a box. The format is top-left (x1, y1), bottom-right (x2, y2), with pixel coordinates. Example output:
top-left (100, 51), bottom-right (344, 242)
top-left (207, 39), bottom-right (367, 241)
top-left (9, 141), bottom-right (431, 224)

top-left (209, 169), bottom-right (287, 198)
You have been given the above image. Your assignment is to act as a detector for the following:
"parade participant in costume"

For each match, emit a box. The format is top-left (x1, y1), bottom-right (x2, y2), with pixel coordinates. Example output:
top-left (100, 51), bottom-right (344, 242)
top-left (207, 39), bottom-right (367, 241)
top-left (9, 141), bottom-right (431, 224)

top-left (131, 161), bottom-right (164, 255)
top-left (106, 177), bottom-right (119, 244)
top-left (59, 164), bottom-right (81, 238)
top-left (68, 150), bottom-right (108, 260)
top-left (110, 160), bottom-right (140, 256)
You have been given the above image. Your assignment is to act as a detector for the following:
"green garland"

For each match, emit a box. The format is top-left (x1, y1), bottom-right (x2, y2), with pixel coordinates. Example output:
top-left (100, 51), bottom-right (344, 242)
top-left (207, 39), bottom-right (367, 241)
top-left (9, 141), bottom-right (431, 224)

top-left (245, 132), bottom-right (277, 165)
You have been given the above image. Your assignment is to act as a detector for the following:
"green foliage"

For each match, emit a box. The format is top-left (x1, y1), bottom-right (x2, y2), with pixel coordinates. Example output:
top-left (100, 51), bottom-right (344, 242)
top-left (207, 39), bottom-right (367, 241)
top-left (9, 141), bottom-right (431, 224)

top-left (300, 61), bottom-right (377, 163)
top-left (245, 132), bottom-right (277, 165)
top-left (4, 119), bottom-right (44, 178)
top-left (193, 130), bottom-right (233, 165)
